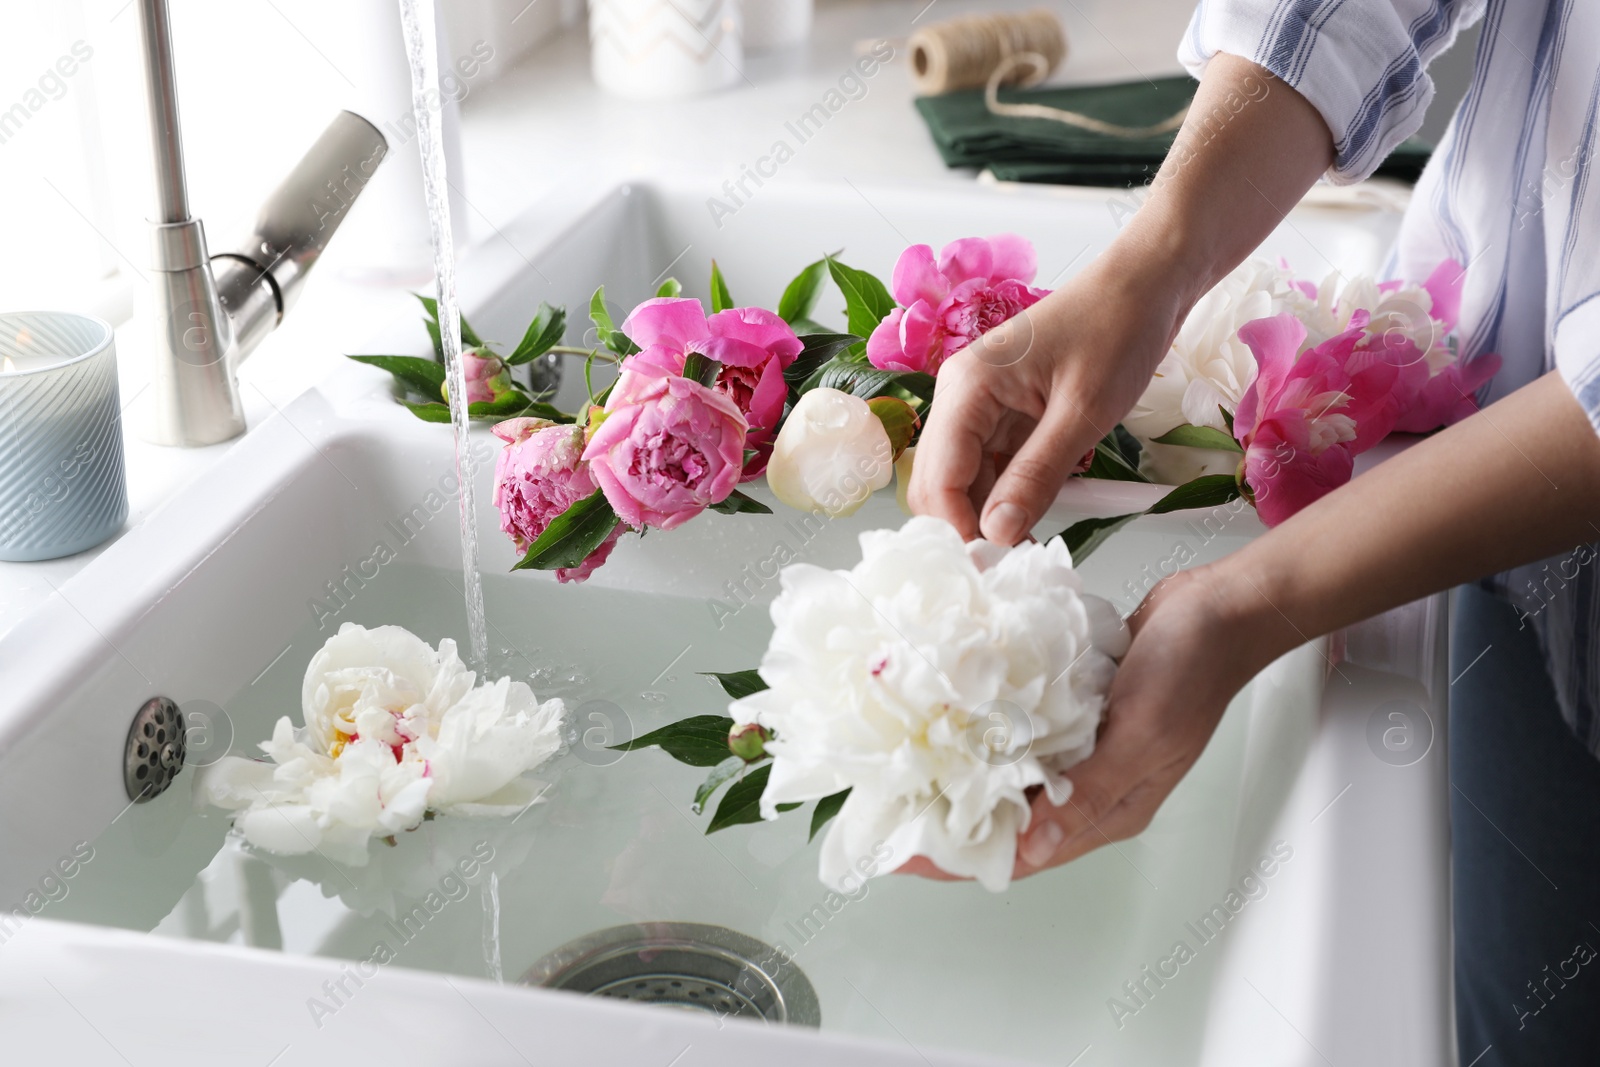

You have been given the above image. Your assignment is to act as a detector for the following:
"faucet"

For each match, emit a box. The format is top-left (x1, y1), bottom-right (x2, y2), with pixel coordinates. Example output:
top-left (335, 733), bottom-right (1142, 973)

top-left (135, 0), bottom-right (388, 446)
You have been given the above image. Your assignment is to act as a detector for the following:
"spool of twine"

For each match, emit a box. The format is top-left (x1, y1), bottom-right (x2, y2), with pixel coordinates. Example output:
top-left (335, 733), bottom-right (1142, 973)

top-left (909, 9), bottom-right (1067, 95)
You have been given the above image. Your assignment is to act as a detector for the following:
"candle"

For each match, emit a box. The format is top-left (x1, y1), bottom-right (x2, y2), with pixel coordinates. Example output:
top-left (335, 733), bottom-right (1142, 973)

top-left (0, 312), bottom-right (128, 561)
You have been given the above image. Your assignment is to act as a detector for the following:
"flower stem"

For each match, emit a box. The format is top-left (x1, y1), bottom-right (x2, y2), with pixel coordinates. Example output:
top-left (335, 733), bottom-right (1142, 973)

top-left (548, 346), bottom-right (620, 363)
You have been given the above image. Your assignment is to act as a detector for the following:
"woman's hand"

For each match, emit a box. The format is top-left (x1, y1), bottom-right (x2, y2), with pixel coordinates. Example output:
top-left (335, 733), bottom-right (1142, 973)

top-left (1012, 567), bottom-right (1285, 876)
top-left (907, 255), bottom-right (1190, 545)
top-left (908, 53), bottom-right (1337, 547)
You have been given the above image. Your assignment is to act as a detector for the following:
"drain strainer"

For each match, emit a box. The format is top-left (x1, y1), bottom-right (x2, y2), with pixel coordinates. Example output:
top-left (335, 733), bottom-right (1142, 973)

top-left (522, 922), bottom-right (820, 1027)
top-left (124, 696), bottom-right (186, 802)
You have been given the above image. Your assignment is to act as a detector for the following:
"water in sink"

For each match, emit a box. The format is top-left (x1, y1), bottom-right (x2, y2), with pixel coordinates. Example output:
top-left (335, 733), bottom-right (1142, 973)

top-left (43, 552), bottom-right (1320, 1064)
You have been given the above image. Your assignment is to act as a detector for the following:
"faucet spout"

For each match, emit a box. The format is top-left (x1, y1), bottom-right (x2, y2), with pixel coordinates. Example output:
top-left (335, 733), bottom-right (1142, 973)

top-left (136, 0), bottom-right (387, 446)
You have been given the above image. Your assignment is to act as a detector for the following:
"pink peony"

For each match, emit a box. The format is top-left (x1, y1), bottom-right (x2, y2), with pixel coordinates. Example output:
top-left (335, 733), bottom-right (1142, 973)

top-left (1391, 354), bottom-right (1501, 433)
top-left (1233, 314), bottom-right (1408, 526)
top-left (620, 297), bottom-right (711, 353)
top-left (1388, 259), bottom-right (1501, 433)
top-left (491, 418), bottom-right (622, 582)
top-left (613, 297), bottom-right (800, 478)
top-left (447, 348), bottom-right (513, 404)
top-left (866, 235), bottom-right (1049, 374)
top-left (692, 307), bottom-right (801, 475)
top-left (584, 357), bottom-right (748, 531)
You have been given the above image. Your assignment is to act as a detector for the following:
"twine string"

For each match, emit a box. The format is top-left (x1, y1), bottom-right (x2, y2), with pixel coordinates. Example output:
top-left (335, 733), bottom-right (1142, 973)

top-left (984, 52), bottom-right (1190, 140)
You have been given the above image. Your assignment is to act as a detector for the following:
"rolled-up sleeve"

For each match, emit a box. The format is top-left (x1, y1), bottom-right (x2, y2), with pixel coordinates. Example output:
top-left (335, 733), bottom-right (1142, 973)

top-left (1179, 0), bottom-right (1485, 184)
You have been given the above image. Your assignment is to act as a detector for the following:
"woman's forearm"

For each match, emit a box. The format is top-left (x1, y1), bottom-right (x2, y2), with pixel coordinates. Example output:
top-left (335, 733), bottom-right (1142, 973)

top-left (1110, 54), bottom-right (1334, 323)
top-left (1213, 374), bottom-right (1600, 664)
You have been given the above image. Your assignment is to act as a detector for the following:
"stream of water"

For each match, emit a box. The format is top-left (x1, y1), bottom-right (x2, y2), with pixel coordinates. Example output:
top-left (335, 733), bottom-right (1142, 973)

top-left (396, 0), bottom-right (498, 978)
top-left (396, 0), bottom-right (490, 677)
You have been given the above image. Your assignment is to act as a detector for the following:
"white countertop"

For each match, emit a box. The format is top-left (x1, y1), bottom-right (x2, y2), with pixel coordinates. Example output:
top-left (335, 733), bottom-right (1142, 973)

top-left (0, 0), bottom-right (1213, 638)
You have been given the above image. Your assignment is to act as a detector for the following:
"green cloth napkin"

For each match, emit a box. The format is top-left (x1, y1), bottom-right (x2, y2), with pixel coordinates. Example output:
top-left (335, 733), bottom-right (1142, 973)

top-left (915, 76), bottom-right (1432, 187)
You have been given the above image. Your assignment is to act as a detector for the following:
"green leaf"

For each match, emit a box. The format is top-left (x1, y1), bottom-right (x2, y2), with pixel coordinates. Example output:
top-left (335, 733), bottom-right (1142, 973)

top-left (702, 669), bottom-right (768, 700)
top-left (813, 362), bottom-right (935, 403)
top-left (708, 763), bottom-right (773, 833)
top-left (893, 371), bottom-right (937, 405)
top-left (656, 277), bottom-right (682, 299)
top-left (423, 318), bottom-right (442, 361)
top-left (693, 756), bottom-right (747, 814)
top-left (1057, 512), bottom-right (1140, 563)
top-left (777, 259), bottom-right (829, 325)
top-left (415, 293), bottom-right (482, 351)
top-left (347, 354), bottom-right (446, 397)
top-left (707, 489), bottom-right (773, 516)
top-left (403, 393), bottom-right (573, 425)
top-left (1151, 424), bottom-right (1243, 453)
top-left (507, 303), bottom-right (567, 365)
top-left (809, 789), bottom-right (850, 841)
top-left (785, 333), bottom-right (861, 393)
top-left (401, 400), bottom-right (452, 423)
top-left (709, 260), bottom-right (734, 313)
top-left (416, 292), bottom-right (441, 325)
top-left (611, 714), bottom-right (737, 767)
top-left (468, 393), bottom-right (574, 423)
top-left (512, 490), bottom-right (620, 572)
top-left (589, 286), bottom-right (641, 356)
top-left (1147, 474), bottom-right (1242, 514)
top-left (588, 286), bottom-right (615, 334)
top-left (1083, 432), bottom-right (1151, 483)
top-left (1054, 474), bottom-right (1242, 563)
top-left (1219, 406), bottom-right (1235, 434)
top-left (826, 257), bottom-right (896, 358)
top-left (681, 352), bottom-right (721, 388)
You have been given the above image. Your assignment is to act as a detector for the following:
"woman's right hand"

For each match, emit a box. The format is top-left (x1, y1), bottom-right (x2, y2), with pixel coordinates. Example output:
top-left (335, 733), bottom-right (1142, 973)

top-left (907, 54), bottom-right (1340, 547)
top-left (907, 251), bottom-right (1189, 544)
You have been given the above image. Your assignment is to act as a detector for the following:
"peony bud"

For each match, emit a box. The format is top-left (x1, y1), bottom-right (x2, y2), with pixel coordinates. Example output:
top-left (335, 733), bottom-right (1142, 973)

top-left (765, 388), bottom-right (894, 517)
top-left (443, 348), bottom-right (513, 405)
top-left (728, 722), bottom-right (770, 762)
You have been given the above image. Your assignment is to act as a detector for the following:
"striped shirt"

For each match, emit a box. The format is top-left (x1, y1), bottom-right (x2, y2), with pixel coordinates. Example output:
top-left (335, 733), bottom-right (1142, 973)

top-left (1181, 0), bottom-right (1600, 755)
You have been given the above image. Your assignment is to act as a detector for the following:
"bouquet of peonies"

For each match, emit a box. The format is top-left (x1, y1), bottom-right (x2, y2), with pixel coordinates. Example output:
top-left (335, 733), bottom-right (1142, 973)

top-left (352, 239), bottom-right (1496, 576)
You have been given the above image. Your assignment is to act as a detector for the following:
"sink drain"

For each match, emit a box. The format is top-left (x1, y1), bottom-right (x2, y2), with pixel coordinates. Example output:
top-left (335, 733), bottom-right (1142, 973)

top-left (522, 922), bottom-right (820, 1027)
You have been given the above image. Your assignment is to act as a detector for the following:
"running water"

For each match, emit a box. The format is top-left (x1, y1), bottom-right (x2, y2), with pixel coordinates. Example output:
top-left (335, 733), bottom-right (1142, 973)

top-left (396, 0), bottom-right (489, 675)
top-left (481, 871), bottom-right (503, 982)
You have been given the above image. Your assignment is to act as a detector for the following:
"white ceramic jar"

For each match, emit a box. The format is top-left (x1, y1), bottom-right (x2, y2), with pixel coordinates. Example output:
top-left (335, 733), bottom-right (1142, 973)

top-left (587, 0), bottom-right (743, 98)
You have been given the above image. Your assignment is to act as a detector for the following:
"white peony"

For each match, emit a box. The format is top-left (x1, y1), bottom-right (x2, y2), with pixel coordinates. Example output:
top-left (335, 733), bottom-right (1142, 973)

top-left (765, 388), bottom-right (894, 517)
top-left (1281, 271), bottom-right (1453, 372)
top-left (1124, 261), bottom-right (1299, 484)
top-left (730, 516), bottom-right (1128, 892)
top-left (1125, 260), bottom-right (1297, 442)
top-left (200, 624), bottom-right (565, 866)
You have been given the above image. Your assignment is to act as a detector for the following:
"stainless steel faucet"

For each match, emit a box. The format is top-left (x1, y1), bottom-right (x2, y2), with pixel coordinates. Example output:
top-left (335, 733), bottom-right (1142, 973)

top-left (135, 0), bottom-right (388, 446)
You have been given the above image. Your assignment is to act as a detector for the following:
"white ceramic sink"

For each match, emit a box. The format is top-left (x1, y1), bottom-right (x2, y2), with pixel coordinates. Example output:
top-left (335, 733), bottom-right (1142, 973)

top-left (0, 177), bottom-right (1451, 1067)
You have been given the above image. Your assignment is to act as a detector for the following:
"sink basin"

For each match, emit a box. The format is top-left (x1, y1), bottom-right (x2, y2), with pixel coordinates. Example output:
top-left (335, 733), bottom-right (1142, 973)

top-left (0, 177), bottom-right (1450, 1066)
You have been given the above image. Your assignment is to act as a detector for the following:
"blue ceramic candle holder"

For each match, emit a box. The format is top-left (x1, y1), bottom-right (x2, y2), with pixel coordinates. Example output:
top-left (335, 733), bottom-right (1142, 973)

top-left (0, 311), bottom-right (129, 561)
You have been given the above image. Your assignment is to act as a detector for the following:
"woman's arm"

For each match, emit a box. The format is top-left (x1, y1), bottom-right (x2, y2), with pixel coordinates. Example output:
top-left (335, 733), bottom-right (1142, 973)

top-left (1016, 372), bottom-right (1600, 874)
top-left (908, 54), bottom-right (1334, 544)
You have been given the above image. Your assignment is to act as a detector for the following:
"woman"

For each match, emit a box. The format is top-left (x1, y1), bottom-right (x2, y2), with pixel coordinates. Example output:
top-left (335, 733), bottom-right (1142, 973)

top-left (908, 1), bottom-right (1600, 1062)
